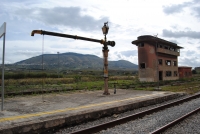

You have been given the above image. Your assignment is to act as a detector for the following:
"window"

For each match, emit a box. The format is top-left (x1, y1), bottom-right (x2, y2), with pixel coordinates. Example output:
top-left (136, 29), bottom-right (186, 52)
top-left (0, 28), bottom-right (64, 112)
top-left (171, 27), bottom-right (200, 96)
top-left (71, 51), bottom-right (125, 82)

top-left (166, 71), bottom-right (172, 77)
top-left (158, 59), bottom-right (162, 65)
top-left (173, 61), bottom-right (177, 66)
top-left (164, 46), bottom-right (169, 49)
top-left (165, 60), bottom-right (171, 66)
top-left (139, 43), bottom-right (144, 47)
top-left (156, 43), bottom-right (162, 48)
top-left (140, 63), bottom-right (145, 69)
top-left (174, 71), bottom-right (178, 76)
top-left (169, 47), bottom-right (175, 51)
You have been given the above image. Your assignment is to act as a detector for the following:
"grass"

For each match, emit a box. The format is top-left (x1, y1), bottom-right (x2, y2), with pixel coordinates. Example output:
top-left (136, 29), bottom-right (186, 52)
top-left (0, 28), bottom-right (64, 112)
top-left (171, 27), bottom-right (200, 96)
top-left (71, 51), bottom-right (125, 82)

top-left (2, 74), bottom-right (200, 97)
top-left (160, 81), bottom-right (200, 94)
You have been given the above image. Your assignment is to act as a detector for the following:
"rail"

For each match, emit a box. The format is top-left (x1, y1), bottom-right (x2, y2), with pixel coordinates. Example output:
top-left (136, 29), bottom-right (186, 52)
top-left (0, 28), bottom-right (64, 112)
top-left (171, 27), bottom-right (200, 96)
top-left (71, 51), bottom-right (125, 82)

top-left (150, 107), bottom-right (200, 134)
top-left (69, 93), bottom-right (200, 134)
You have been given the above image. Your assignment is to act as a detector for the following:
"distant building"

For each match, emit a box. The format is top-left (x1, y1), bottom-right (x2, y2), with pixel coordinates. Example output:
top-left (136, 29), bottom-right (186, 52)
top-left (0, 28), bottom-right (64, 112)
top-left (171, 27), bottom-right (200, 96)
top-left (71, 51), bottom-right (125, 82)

top-left (132, 35), bottom-right (183, 82)
top-left (194, 67), bottom-right (200, 73)
top-left (178, 66), bottom-right (192, 78)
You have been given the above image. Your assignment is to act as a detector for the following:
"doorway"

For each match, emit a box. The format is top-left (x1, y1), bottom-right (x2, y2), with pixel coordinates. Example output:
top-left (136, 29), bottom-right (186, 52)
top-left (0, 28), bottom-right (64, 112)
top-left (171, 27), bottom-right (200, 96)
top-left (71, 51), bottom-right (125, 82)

top-left (159, 71), bottom-right (163, 80)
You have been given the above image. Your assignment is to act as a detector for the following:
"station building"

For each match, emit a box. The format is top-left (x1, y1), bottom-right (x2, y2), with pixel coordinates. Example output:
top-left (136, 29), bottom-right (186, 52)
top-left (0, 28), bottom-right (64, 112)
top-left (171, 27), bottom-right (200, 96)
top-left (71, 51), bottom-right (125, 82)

top-left (132, 35), bottom-right (183, 82)
top-left (178, 66), bottom-right (192, 79)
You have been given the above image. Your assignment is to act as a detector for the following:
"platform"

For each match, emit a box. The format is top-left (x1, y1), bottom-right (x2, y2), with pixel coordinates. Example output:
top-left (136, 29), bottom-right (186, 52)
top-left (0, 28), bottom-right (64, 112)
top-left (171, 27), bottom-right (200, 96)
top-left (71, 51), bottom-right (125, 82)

top-left (0, 89), bottom-right (184, 134)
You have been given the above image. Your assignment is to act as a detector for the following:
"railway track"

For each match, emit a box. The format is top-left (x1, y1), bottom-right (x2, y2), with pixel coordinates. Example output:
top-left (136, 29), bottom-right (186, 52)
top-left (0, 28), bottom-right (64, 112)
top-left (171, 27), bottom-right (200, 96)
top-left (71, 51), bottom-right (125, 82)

top-left (150, 107), bottom-right (200, 134)
top-left (68, 93), bottom-right (200, 134)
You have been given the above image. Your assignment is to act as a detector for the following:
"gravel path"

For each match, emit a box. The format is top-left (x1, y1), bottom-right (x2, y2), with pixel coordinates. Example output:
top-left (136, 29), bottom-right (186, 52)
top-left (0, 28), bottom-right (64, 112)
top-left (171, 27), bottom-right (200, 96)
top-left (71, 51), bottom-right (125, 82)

top-left (97, 97), bottom-right (200, 134)
top-left (163, 111), bottom-right (200, 134)
top-left (52, 94), bottom-right (191, 134)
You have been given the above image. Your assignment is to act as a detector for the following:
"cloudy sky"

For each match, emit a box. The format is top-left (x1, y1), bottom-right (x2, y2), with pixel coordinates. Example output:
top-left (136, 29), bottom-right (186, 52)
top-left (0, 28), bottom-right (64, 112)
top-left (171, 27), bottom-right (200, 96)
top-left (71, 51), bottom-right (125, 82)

top-left (0, 0), bottom-right (200, 68)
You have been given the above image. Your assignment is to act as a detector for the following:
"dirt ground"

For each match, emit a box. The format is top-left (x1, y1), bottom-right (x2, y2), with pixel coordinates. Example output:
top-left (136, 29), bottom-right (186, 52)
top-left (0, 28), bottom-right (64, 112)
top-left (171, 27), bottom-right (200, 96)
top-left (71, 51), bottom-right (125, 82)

top-left (0, 89), bottom-right (167, 117)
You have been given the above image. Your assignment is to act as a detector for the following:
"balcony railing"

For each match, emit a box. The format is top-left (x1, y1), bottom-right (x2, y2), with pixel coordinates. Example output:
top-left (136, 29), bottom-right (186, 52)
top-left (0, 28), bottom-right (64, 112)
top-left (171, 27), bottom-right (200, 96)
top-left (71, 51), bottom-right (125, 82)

top-left (157, 48), bottom-right (180, 56)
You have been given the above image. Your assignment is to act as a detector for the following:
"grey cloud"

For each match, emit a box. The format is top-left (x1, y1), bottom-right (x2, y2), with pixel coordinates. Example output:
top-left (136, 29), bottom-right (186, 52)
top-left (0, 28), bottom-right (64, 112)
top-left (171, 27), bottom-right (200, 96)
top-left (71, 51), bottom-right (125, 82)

top-left (193, 0), bottom-right (200, 5)
top-left (3, 50), bottom-right (42, 63)
top-left (163, 2), bottom-right (192, 15)
top-left (184, 27), bottom-right (192, 31)
top-left (15, 7), bottom-right (109, 31)
top-left (116, 54), bottom-right (122, 59)
top-left (169, 40), bottom-right (179, 44)
top-left (179, 57), bottom-right (200, 68)
top-left (162, 29), bottom-right (200, 39)
top-left (163, 0), bottom-right (200, 16)
top-left (171, 25), bottom-right (178, 30)
top-left (163, 4), bottom-right (185, 14)
top-left (120, 50), bottom-right (137, 57)
top-left (192, 6), bottom-right (200, 18)
top-left (197, 46), bottom-right (200, 50)
top-left (187, 42), bottom-right (193, 44)
top-left (13, 50), bottom-right (42, 57)
top-left (186, 50), bottom-right (196, 56)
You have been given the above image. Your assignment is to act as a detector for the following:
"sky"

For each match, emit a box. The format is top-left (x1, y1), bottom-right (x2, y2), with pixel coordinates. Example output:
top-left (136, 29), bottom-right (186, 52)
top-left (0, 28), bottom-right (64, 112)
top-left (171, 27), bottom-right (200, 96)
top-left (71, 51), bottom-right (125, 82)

top-left (0, 0), bottom-right (200, 68)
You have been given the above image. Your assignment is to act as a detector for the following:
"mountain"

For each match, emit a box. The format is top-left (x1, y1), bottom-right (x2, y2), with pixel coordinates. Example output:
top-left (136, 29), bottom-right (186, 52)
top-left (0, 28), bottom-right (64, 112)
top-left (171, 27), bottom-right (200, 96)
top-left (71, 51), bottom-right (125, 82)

top-left (14, 52), bottom-right (138, 70)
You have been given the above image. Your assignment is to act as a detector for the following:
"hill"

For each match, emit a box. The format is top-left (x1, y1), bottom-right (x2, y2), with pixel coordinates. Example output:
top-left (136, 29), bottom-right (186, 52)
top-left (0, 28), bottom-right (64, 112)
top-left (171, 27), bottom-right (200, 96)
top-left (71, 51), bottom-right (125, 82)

top-left (14, 52), bottom-right (138, 70)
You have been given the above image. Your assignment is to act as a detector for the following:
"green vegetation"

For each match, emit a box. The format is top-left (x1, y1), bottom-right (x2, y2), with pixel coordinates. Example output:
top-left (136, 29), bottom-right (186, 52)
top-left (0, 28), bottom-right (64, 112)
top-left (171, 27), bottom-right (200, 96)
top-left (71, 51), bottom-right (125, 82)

top-left (0, 70), bottom-right (135, 96)
top-left (1, 71), bottom-right (200, 97)
top-left (1, 72), bottom-right (63, 79)
top-left (2, 53), bottom-right (199, 97)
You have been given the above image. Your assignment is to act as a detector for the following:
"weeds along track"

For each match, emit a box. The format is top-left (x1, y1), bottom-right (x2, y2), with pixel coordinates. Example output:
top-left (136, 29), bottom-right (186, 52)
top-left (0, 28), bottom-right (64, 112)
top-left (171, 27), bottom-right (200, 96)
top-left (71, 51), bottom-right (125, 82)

top-left (67, 93), bottom-right (200, 134)
top-left (2, 79), bottom-right (200, 97)
top-left (1, 75), bottom-right (200, 97)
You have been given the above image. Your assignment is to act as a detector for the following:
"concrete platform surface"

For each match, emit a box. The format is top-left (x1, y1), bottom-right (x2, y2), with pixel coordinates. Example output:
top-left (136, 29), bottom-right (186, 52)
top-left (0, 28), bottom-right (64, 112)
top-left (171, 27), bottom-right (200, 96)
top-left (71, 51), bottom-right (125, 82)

top-left (0, 89), bottom-right (183, 134)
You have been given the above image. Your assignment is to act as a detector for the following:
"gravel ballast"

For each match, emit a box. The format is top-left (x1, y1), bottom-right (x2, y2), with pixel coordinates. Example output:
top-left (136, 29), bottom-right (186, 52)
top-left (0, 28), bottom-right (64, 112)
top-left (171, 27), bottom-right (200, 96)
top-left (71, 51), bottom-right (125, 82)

top-left (163, 111), bottom-right (200, 134)
top-left (97, 97), bottom-right (200, 134)
top-left (52, 94), bottom-right (193, 134)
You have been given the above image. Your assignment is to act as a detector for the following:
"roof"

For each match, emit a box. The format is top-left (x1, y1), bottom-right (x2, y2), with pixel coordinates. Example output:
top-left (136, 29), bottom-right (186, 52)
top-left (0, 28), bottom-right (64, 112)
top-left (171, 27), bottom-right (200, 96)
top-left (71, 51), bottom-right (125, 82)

top-left (178, 66), bottom-right (192, 69)
top-left (132, 35), bottom-right (183, 49)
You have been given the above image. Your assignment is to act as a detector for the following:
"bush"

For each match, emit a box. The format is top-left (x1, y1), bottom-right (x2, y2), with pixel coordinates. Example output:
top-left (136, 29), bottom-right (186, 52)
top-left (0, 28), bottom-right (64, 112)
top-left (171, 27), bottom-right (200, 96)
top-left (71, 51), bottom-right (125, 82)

top-left (1, 72), bottom-right (64, 79)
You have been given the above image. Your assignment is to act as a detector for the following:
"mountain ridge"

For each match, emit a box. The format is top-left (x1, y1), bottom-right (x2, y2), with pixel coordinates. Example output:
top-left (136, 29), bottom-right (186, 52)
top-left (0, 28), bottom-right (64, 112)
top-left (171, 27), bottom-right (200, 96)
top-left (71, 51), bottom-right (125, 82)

top-left (15, 52), bottom-right (138, 70)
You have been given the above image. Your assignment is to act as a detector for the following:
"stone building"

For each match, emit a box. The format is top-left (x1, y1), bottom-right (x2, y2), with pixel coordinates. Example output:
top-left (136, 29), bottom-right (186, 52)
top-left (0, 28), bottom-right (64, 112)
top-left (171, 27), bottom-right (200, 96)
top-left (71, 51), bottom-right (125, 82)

top-left (132, 35), bottom-right (183, 82)
top-left (178, 66), bottom-right (192, 79)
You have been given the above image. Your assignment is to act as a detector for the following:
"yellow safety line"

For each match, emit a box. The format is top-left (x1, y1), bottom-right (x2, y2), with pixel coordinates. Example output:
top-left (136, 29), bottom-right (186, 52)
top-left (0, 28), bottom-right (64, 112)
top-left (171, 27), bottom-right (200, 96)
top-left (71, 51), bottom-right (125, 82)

top-left (0, 93), bottom-right (164, 122)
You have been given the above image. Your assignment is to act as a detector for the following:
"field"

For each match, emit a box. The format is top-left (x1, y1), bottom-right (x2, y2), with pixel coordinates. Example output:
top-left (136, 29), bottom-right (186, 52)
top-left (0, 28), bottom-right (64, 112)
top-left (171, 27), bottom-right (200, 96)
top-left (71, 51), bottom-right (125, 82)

top-left (1, 71), bottom-right (200, 97)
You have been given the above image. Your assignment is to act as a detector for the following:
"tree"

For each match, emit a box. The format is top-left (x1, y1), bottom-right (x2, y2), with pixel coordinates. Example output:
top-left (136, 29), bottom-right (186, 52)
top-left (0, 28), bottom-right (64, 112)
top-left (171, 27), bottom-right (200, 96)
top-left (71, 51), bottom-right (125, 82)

top-left (192, 69), bottom-right (197, 74)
